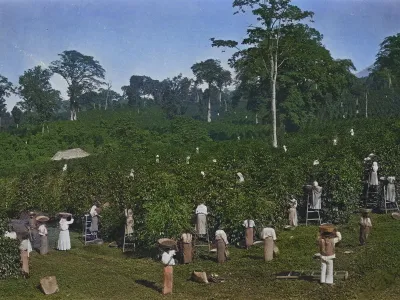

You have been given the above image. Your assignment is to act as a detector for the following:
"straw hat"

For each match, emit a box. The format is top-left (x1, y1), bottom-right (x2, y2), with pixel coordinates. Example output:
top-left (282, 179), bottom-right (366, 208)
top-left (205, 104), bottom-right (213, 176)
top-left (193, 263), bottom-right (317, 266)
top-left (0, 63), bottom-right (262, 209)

top-left (360, 208), bottom-right (372, 214)
top-left (58, 212), bottom-right (72, 217)
top-left (319, 224), bottom-right (335, 233)
top-left (158, 238), bottom-right (177, 250)
top-left (36, 216), bottom-right (49, 222)
top-left (392, 212), bottom-right (400, 220)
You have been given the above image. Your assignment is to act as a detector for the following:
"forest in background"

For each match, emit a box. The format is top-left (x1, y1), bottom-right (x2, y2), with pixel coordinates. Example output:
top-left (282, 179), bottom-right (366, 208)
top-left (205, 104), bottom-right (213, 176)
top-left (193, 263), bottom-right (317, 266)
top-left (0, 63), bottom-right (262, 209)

top-left (0, 1), bottom-right (399, 140)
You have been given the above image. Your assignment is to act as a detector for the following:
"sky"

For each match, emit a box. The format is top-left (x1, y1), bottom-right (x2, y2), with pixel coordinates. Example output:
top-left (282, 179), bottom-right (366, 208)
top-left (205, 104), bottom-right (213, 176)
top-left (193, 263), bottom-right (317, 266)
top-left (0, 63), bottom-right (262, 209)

top-left (1, 0), bottom-right (399, 110)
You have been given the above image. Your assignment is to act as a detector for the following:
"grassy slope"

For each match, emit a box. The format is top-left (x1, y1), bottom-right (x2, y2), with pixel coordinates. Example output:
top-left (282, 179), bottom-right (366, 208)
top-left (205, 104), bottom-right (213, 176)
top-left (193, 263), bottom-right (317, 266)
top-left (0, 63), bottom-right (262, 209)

top-left (1, 214), bottom-right (400, 300)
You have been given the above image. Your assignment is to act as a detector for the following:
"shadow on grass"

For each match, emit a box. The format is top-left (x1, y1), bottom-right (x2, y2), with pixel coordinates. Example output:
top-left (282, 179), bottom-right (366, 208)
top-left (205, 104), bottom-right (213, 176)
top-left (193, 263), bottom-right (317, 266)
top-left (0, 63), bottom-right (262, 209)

top-left (135, 279), bottom-right (162, 293)
top-left (198, 253), bottom-right (217, 263)
top-left (245, 255), bottom-right (264, 260)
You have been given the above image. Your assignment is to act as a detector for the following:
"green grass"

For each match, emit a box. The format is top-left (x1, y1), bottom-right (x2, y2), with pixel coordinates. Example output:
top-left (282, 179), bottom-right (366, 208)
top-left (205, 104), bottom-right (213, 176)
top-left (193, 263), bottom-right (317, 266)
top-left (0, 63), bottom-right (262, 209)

top-left (1, 214), bottom-right (400, 299)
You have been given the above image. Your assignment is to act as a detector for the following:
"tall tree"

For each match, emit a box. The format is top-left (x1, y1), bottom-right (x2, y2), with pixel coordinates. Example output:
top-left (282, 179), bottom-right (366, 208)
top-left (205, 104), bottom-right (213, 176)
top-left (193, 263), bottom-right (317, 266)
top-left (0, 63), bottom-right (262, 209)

top-left (191, 59), bottom-right (223, 122)
top-left (0, 75), bottom-right (14, 128)
top-left (212, 0), bottom-right (314, 147)
top-left (50, 50), bottom-right (105, 121)
top-left (160, 74), bottom-right (192, 118)
top-left (18, 66), bottom-right (61, 132)
top-left (216, 70), bottom-right (232, 112)
top-left (11, 106), bottom-right (23, 128)
top-left (372, 33), bottom-right (400, 90)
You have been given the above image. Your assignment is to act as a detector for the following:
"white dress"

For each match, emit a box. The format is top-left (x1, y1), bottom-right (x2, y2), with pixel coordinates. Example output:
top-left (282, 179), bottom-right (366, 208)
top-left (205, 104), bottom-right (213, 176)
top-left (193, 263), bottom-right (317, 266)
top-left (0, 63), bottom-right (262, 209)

top-left (57, 218), bottom-right (74, 251)
top-left (196, 204), bottom-right (208, 235)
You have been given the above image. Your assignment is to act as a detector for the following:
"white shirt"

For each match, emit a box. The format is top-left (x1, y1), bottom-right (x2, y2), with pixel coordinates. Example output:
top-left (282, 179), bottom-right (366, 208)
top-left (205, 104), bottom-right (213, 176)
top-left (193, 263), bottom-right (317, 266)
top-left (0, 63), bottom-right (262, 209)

top-left (90, 205), bottom-right (98, 217)
top-left (59, 218), bottom-right (74, 231)
top-left (290, 199), bottom-right (297, 208)
top-left (38, 224), bottom-right (48, 236)
top-left (162, 250), bottom-right (176, 266)
top-left (4, 231), bottom-right (17, 239)
top-left (196, 204), bottom-right (208, 215)
top-left (360, 217), bottom-right (372, 227)
top-left (260, 228), bottom-right (277, 240)
top-left (242, 220), bottom-right (255, 228)
top-left (215, 230), bottom-right (228, 245)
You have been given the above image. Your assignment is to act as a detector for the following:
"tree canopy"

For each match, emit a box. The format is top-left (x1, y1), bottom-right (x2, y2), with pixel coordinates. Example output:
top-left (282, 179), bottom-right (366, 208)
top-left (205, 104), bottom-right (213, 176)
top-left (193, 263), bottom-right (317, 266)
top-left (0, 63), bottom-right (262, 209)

top-left (50, 50), bottom-right (106, 120)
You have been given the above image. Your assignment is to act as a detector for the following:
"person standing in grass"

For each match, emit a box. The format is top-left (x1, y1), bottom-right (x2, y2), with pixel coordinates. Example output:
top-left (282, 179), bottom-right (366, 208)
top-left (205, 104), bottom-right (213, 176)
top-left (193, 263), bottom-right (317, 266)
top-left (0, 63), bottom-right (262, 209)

top-left (242, 218), bottom-right (255, 249)
top-left (260, 226), bottom-right (277, 261)
top-left (161, 246), bottom-right (177, 295)
top-left (57, 213), bottom-right (74, 251)
top-left (180, 229), bottom-right (193, 264)
top-left (318, 225), bottom-right (342, 285)
top-left (359, 209), bottom-right (372, 245)
top-left (288, 197), bottom-right (298, 227)
top-left (19, 232), bottom-right (32, 278)
top-left (215, 227), bottom-right (229, 263)
top-left (36, 216), bottom-right (49, 255)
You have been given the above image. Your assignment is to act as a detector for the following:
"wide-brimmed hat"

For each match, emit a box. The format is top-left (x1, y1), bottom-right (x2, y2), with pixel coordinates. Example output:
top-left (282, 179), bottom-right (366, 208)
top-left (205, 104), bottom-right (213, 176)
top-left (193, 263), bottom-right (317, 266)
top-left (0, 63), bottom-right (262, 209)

top-left (158, 238), bottom-right (177, 250)
top-left (392, 212), bottom-right (400, 220)
top-left (319, 224), bottom-right (335, 233)
top-left (58, 212), bottom-right (72, 217)
top-left (360, 208), bottom-right (372, 214)
top-left (36, 216), bottom-right (49, 222)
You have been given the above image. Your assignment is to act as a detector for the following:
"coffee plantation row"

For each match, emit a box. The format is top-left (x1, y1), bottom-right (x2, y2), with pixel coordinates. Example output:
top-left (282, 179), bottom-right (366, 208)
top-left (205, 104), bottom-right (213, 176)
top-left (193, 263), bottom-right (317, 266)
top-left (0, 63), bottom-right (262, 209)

top-left (0, 109), bottom-right (399, 248)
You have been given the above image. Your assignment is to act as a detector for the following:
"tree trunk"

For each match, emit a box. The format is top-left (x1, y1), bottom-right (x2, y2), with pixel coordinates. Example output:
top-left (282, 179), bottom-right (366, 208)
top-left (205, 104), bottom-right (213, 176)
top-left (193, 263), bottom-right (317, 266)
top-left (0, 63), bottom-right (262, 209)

top-left (42, 123), bottom-right (45, 135)
top-left (224, 98), bottom-right (228, 112)
top-left (207, 83), bottom-right (212, 123)
top-left (17, 123), bottom-right (19, 128)
top-left (365, 91), bottom-right (368, 118)
top-left (256, 113), bottom-right (259, 125)
top-left (271, 56), bottom-right (278, 148)
top-left (207, 98), bottom-right (211, 123)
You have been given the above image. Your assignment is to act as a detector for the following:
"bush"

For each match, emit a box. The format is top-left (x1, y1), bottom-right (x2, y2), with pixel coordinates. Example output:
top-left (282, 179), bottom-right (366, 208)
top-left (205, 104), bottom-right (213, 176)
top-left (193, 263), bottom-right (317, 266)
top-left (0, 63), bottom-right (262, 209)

top-left (0, 216), bottom-right (20, 279)
top-left (0, 110), bottom-right (398, 250)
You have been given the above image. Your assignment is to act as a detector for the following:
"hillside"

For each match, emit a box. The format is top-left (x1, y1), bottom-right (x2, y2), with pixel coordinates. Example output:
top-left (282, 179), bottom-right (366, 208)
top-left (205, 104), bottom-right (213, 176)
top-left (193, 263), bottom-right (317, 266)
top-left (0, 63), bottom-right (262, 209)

top-left (0, 108), bottom-right (399, 247)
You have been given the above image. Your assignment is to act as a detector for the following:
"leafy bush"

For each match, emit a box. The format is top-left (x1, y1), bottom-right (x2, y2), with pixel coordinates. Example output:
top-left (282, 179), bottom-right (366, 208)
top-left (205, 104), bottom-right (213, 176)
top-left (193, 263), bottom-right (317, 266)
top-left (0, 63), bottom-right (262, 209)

top-left (0, 110), bottom-right (398, 249)
top-left (0, 216), bottom-right (20, 280)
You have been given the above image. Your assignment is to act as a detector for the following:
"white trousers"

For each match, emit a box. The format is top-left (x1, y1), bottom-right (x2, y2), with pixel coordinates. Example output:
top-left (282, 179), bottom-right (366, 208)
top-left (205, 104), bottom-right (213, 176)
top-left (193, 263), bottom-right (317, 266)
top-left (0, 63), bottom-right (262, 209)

top-left (320, 258), bottom-right (334, 284)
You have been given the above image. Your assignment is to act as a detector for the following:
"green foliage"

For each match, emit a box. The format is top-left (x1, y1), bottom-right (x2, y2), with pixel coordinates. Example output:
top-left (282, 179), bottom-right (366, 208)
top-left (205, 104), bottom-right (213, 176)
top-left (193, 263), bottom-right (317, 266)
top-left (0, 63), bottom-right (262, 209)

top-left (0, 108), bottom-right (398, 249)
top-left (0, 214), bottom-right (20, 280)
top-left (0, 237), bottom-right (20, 280)
top-left (50, 50), bottom-right (106, 120)
top-left (0, 74), bottom-right (14, 115)
top-left (18, 66), bottom-right (61, 124)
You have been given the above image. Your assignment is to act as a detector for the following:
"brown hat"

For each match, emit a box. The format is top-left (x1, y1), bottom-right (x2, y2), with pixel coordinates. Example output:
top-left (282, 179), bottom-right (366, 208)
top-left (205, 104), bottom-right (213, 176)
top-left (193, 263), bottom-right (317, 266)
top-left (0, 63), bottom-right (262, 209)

top-left (319, 224), bottom-right (335, 233)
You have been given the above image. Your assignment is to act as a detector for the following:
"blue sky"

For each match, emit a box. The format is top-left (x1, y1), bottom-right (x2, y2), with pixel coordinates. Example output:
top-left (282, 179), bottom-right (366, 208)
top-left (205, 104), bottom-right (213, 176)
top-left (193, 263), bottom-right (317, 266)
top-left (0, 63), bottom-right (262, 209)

top-left (1, 0), bottom-right (399, 110)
